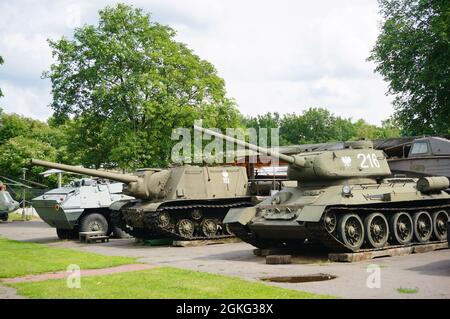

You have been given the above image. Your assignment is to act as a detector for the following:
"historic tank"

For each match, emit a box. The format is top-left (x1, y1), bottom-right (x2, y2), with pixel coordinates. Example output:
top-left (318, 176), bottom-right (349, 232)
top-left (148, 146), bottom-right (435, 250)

top-left (31, 176), bottom-right (134, 239)
top-left (0, 181), bottom-right (20, 221)
top-left (30, 159), bottom-right (253, 240)
top-left (194, 126), bottom-right (450, 252)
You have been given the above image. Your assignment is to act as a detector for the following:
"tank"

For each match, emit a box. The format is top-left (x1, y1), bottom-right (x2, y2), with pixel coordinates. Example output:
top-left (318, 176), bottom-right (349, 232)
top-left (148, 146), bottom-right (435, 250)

top-left (31, 176), bottom-right (134, 239)
top-left (30, 159), bottom-right (253, 240)
top-left (194, 125), bottom-right (450, 252)
top-left (0, 182), bottom-right (20, 221)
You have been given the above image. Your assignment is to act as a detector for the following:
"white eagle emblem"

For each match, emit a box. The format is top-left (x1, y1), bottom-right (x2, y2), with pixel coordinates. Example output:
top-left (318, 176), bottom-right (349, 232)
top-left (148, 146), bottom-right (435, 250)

top-left (222, 171), bottom-right (230, 184)
top-left (341, 156), bottom-right (352, 167)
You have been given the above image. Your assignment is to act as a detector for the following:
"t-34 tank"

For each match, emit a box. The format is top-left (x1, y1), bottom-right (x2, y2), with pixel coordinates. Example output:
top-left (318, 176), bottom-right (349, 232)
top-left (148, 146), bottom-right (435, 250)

top-left (194, 126), bottom-right (450, 252)
top-left (30, 159), bottom-right (253, 240)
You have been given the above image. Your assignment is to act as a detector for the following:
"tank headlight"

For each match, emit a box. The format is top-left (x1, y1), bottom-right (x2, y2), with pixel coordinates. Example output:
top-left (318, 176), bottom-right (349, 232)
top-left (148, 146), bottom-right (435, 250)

top-left (342, 185), bottom-right (352, 196)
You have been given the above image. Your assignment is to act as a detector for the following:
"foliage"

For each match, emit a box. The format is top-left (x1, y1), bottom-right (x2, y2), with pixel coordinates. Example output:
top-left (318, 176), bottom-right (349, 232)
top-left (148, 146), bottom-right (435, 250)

top-left (0, 237), bottom-right (135, 278)
top-left (9, 267), bottom-right (334, 299)
top-left (369, 0), bottom-right (450, 135)
top-left (0, 55), bottom-right (3, 98)
top-left (45, 3), bottom-right (241, 170)
top-left (244, 108), bottom-right (401, 145)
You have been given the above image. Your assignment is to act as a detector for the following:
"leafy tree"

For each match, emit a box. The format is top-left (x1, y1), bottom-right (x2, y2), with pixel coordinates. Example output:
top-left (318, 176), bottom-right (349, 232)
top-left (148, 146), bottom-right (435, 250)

top-left (45, 4), bottom-right (241, 170)
top-left (369, 0), bottom-right (450, 135)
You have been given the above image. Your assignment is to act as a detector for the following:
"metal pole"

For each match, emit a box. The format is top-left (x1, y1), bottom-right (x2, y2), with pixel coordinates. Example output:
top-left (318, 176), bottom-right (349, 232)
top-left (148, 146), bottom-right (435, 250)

top-left (58, 172), bottom-right (62, 188)
top-left (21, 168), bottom-right (28, 220)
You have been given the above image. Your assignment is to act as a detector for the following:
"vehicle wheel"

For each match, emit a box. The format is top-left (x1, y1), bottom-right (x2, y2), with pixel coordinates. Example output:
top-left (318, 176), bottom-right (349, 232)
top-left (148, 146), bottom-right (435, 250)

top-left (364, 213), bottom-right (389, 248)
top-left (201, 219), bottom-right (219, 237)
top-left (431, 210), bottom-right (448, 241)
top-left (223, 223), bottom-right (234, 235)
top-left (189, 209), bottom-right (203, 221)
top-left (176, 219), bottom-right (195, 238)
top-left (323, 211), bottom-right (337, 234)
top-left (158, 212), bottom-right (171, 228)
top-left (79, 213), bottom-right (108, 233)
top-left (338, 214), bottom-right (364, 251)
top-left (390, 212), bottom-right (413, 245)
top-left (413, 211), bottom-right (432, 243)
top-left (0, 214), bottom-right (8, 222)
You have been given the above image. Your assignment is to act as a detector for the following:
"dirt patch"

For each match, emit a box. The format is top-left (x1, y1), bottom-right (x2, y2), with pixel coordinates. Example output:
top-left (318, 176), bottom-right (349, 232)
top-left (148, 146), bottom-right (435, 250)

top-left (2, 264), bottom-right (154, 284)
top-left (0, 284), bottom-right (26, 299)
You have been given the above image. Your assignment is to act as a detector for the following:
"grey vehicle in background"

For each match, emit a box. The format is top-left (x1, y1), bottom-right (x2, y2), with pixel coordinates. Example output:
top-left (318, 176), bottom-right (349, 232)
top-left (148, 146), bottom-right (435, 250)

top-left (0, 182), bottom-right (20, 221)
top-left (377, 136), bottom-right (450, 178)
top-left (31, 177), bottom-right (134, 239)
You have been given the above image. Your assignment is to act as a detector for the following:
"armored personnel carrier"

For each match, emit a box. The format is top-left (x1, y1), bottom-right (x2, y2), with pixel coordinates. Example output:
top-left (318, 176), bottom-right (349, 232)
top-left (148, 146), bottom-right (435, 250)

top-left (0, 181), bottom-right (20, 221)
top-left (194, 126), bottom-right (450, 252)
top-left (30, 159), bottom-right (253, 240)
top-left (31, 177), bottom-right (134, 239)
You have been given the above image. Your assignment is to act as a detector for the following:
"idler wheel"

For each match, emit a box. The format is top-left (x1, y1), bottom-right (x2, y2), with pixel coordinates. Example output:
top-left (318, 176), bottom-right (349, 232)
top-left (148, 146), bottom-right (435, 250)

top-left (364, 213), bottom-right (389, 248)
top-left (413, 211), bottom-right (432, 243)
top-left (176, 219), bottom-right (195, 238)
top-left (200, 219), bottom-right (219, 238)
top-left (390, 212), bottom-right (413, 245)
top-left (431, 210), bottom-right (448, 241)
top-left (338, 214), bottom-right (364, 251)
top-left (323, 211), bottom-right (337, 234)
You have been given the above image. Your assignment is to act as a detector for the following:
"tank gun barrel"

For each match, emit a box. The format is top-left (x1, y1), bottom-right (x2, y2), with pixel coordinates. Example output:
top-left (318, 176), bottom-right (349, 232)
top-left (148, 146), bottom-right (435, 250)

top-left (30, 159), bottom-right (138, 184)
top-left (194, 125), bottom-right (306, 166)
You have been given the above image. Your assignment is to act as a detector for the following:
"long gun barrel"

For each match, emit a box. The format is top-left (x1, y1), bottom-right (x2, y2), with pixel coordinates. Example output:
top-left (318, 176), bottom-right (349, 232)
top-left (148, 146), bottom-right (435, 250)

top-left (30, 159), bottom-right (138, 184)
top-left (194, 125), bottom-right (307, 166)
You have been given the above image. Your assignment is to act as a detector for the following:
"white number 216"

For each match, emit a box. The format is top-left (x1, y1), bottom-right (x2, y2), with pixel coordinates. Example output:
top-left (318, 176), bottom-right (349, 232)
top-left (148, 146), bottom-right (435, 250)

top-left (357, 153), bottom-right (380, 169)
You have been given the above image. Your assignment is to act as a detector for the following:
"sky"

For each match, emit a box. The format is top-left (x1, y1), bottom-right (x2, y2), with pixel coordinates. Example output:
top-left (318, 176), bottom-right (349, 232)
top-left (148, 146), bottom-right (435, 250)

top-left (0, 0), bottom-right (394, 125)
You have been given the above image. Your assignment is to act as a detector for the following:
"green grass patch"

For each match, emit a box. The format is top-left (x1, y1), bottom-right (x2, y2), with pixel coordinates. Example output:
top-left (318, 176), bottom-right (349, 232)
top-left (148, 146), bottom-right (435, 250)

top-left (396, 287), bottom-right (419, 294)
top-left (0, 237), bottom-right (135, 278)
top-left (10, 267), bottom-right (335, 299)
top-left (6, 213), bottom-right (32, 221)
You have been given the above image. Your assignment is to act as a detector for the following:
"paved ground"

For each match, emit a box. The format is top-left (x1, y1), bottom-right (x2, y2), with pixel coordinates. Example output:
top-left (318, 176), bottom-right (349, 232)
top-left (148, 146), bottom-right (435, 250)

top-left (1, 220), bottom-right (450, 299)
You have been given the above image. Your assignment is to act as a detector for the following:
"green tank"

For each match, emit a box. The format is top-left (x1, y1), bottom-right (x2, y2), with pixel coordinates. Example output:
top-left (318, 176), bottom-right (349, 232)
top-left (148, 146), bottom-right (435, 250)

top-left (30, 159), bottom-right (253, 240)
top-left (0, 182), bottom-right (20, 221)
top-left (194, 126), bottom-right (450, 252)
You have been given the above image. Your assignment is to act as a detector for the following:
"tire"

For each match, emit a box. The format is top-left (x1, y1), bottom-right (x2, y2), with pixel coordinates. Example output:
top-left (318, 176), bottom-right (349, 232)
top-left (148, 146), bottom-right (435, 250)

top-left (0, 213), bottom-right (8, 222)
top-left (390, 212), bottom-right (413, 245)
top-left (338, 213), bottom-right (365, 251)
top-left (78, 213), bottom-right (108, 233)
top-left (412, 211), bottom-right (432, 243)
top-left (364, 213), bottom-right (389, 249)
top-left (431, 210), bottom-right (448, 241)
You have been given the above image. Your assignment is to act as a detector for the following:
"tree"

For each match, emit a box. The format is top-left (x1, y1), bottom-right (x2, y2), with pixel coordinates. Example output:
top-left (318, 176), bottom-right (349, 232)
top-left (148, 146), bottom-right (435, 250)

top-left (369, 0), bottom-right (450, 135)
top-left (45, 4), bottom-right (241, 169)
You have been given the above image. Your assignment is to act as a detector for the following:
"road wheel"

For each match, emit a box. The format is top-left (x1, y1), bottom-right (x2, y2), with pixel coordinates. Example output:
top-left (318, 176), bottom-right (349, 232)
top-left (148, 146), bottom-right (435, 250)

top-left (390, 212), bottom-right (413, 245)
top-left (79, 213), bottom-right (108, 233)
top-left (364, 213), bottom-right (389, 248)
top-left (201, 219), bottom-right (219, 238)
top-left (176, 219), bottom-right (195, 238)
top-left (0, 214), bottom-right (8, 222)
top-left (431, 210), bottom-right (448, 241)
top-left (413, 211), bottom-right (432, 243)
top-left (338, 214), bottom-right (364, 251)
top-left (323, 211), bottom-right (337, 234)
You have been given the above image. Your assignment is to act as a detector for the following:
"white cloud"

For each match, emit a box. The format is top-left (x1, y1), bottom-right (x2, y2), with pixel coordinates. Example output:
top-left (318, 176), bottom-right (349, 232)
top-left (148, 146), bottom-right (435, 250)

top-left (0, 0), bottom-right (394, 124)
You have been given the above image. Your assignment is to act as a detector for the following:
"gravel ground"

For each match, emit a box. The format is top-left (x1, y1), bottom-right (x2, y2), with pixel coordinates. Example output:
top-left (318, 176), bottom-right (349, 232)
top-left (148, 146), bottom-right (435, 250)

top-left (1, 220), bottom-right (449, 299)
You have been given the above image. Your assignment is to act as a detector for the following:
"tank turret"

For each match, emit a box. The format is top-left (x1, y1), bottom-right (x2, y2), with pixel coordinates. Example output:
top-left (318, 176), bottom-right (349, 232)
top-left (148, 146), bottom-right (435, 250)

top-left (194, 126), bottom-right (392, 184)
top-left (30, 159), bottom-right (171, 200)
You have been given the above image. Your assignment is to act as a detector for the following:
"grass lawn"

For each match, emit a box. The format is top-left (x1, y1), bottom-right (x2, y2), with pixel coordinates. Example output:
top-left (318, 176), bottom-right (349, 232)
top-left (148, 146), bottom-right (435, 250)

top-left (0, 237), bottom-right (135, 278)
top-left (10, 267), bottom-right (334, 299)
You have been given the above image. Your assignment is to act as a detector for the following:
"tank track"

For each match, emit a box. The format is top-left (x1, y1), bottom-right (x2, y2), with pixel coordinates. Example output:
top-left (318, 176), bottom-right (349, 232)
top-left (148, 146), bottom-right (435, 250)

top-left (306, 203), bottom-right (450, 253)
top-left (144, 201), bottom-right (253, 241)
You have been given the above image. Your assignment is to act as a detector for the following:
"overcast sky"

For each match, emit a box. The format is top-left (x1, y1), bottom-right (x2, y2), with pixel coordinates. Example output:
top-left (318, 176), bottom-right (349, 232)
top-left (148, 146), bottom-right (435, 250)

top-left (0, 0), bottom-right (394, 125)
